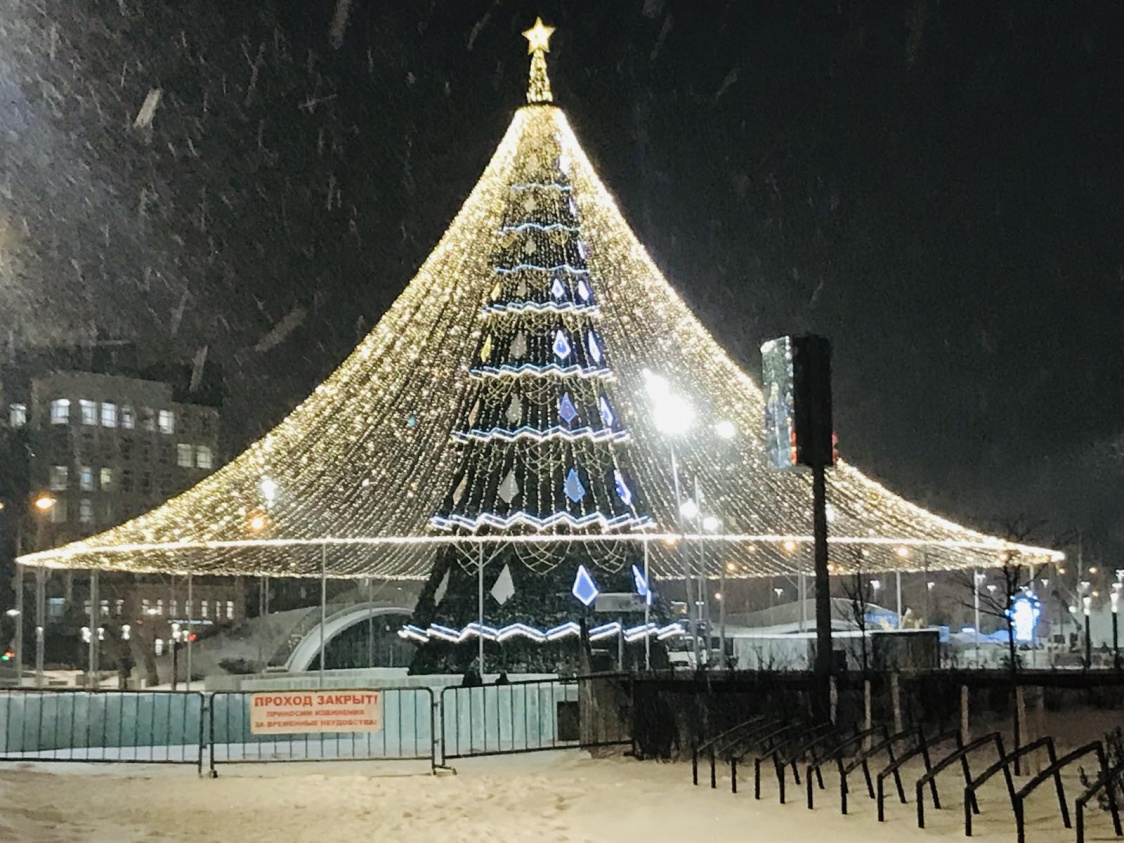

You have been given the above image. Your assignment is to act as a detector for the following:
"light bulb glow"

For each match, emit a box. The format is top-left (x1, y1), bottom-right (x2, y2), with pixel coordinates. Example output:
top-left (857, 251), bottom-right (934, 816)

top-left (12, 32), bottom-right (1063, 583)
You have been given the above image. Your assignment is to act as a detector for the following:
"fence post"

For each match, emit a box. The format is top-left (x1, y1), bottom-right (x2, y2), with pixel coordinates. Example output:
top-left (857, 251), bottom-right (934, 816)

top-left (960, 685), bottom-right (970, 744)
top-left (863, 679), bottom-right (872, 750)
top-left (891, 673), bottom-right (902, 733)
top-left (829, 676), bottom-right (838, 726)
top-left (1014, 685), bottom-right (1025, 776)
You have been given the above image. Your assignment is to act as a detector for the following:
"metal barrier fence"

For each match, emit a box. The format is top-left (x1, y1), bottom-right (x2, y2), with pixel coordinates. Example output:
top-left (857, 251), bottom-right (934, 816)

top-left (440, 674), bottom-right (632, 761)
top-left (208, 688), bottom-right (436, 775)
top-left (0, 690), bottom-right (205, 772)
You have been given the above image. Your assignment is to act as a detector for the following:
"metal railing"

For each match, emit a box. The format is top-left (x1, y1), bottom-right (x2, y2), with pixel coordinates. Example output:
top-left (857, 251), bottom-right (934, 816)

top-left (439, 674), bottom-right (632, 761)
top-left (208, 688), bottom-right (436, 776)
top-left (0, 689), bottom-right (205, 773)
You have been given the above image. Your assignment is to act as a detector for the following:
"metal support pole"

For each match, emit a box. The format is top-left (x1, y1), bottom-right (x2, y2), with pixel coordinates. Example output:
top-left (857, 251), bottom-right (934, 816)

top-left (973, 571), bottom-right (981, 668)
top-left (477, 544), bottom-right (485, 676)
top-left (88, 570), bottom-right (99, 689)
top-left (14, 562), bottom-right (23, 687)
top-left (895, 571), bottom-right (903, 628)
top-left (799, 573), bottom-right (807, 633)
top-left (320, 544), bottom-right (327, 687)
top-left (812, 464), bottom-right (832, 722)
top-left (643, 539), bottom-right (651, 671)
top-left (34, 564), bottom-right (45, 687)
top-left (694, 476), bottom-right (707, 667)
top-left (367, 577), bottom-right (375, 668)
top-left (670, 443), bottom-right (695, 664)
top-left (1113, 606), bottom-right (1120, 671)
top-left (1084, 608), bottom-right (1092, 670)
top-left (719, 543), bottom-right (727, 669)
top-left (186, 574), bottom-right (193, 692)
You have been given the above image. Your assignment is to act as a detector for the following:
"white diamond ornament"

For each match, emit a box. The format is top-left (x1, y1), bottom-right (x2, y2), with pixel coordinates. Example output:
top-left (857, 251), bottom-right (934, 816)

top-left (498, 469), bottom-right (519, 504)
top-left (523, 236), bottom-right (536, 256)
top-left (433, 569), bottom-right (450, 605)
top-left (467, 398), bottom-right (481, 427)
top-left (490, 564), bottom-right (515, 606)
top-left (509, 331), bottom-right (527, 358)
top-left (452, 474), bottom-right (468, 505)
top-left (506, 394), bottom-right (523, 424)
top-left (553, 329), bottom-right (572, 360)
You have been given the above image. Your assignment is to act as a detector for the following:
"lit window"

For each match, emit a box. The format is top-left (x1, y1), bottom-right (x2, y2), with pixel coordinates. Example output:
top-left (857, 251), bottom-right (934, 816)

top-left (100, 600), bottom-right (108, 617)
top-left (100, 468), bottom-right (113, 490)
top-left (115, 599), bottom-right (124, 616)
top-left (100, 402), bottom-right (117, 428)
top-left (226, 601), bottom-right (234, 620)
top-left (170, 599), bottom-right (177, 617)
top-left (50, 399), bottom-right (70, 425)
top-left (176, 443), bottom-right (194, 467)
top-left (79, 399), bottom-right (98, 426)
top-left (79, 465), bottom-right (94, 492)
top-left (154, 639), bottom-right (164, 656)
top-left (142, 599), bottom-right (150, 614)
top-left (196, 445), bottom-right (213, 469)
top-left (50, 499), bottom-right (67, 523)
top-left (79, 498), bottom-right (94, 524)
top-left (158, 409), bottom-right (175, 434)
top-left (9, 403), bottom-right (27, 428)
top-left (49, 465), bottom-right (69, 491)
top-left (201, 600), bottom-right (208, 618)
top-left (185, 600), bottom-right (192, 618)
top-left (120, 405), bottom-right (135, 430)
top-left (156, 599), bottom-right (164, 616)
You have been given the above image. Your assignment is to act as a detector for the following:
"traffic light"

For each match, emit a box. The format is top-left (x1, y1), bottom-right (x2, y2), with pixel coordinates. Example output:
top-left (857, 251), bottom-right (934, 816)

top-left (1, 650), bottom-right (13, 662)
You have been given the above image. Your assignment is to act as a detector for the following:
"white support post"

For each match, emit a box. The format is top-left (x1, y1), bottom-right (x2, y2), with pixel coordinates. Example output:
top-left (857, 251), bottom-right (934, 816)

top-left (895, 570), bottom-right (903, 628)
top-left (88, 570), bottom-right (99, 689)
top-left (186, 574), bottom-right (193, 692)
top-left (14, 563), bottom-right (23, 687)
top-left (643, 539), bottom-right (651, 671)
top-left (320, 544), bottom-right (327, 688)
top-left (34, 564), bottom-right (45, 687)
top-left (799, 573), bottom-right (807, 633)
top-left (478, 544), bottom-right (485, 676)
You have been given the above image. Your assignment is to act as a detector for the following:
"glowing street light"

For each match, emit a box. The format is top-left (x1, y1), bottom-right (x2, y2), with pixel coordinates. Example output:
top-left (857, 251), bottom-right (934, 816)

top-left (714, 420), bottom-right (736, 440)
top-left (33, 494), bottom-right (56, 513)
top-left (679, 499), bottom-right (699, 520)
top-left (702, 515), bottom-right (721, 533)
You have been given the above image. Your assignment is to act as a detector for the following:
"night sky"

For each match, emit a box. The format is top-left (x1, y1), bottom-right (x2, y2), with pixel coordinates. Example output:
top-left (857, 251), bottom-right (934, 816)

top-left (2, 1), bottom-right (1122, 556)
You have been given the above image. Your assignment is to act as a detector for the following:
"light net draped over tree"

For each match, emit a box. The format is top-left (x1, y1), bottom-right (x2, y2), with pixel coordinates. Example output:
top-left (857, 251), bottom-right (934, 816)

top-left (19, 28), bottom-right (1060, 580)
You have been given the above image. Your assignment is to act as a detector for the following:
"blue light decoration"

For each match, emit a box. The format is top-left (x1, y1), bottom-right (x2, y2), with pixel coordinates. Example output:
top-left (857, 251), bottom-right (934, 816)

top-left (558, 392), bottom-right (578, 424)
top-left (1007, 593), bottom-right (1042, 643)
top-left (598, 395), bottom-right (614, 427)
top-left (564, 467), bottom-right (586, 502)
top-left (576, 239), bottom-right (588, 260)
top-left (553, 328), bottom-right (572, 360)
top-left (586, 330), bottom-right (602, 363)
top-left (572, 564), bottom-right (600, 606)
top-left (631, 564), bottom-right (651, 604)
top-left (398, 620), bottom-right (686, 645)
top-left (614, 469), bottom-right (633, 506)
top-left (576, 279), bottom-right (591, 301)
top-left (551, 276), bottom-right (566, 299)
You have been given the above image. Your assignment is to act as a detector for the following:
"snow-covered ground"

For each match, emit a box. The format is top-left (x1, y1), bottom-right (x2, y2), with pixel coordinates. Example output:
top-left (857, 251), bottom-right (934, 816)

top-left (0, 749), bottom-right (1113, 842)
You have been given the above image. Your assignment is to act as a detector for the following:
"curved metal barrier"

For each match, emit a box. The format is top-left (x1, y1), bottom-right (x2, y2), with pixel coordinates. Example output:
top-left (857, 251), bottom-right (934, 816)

top-left (877, 729), bottom-right (959, 821)
top-left (839, 728), bottom-right (916, 815)
top-left (691, 715), bottom-right (768, 787)
top-left (916, 732), bottom-right (1004, 828)
top-left (1014, 740), bottom-right (1107, 843)
top-left (963, 735), bottom-right (1060, 837)
top-left (805, 726), bottom-right (887, 810)
top-left (1075, 760), bottom-right (1124, 843)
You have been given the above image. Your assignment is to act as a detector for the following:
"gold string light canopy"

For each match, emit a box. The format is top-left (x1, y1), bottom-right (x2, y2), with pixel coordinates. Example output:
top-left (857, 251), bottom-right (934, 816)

top-left (17, 21), bottom-right (1062, 579)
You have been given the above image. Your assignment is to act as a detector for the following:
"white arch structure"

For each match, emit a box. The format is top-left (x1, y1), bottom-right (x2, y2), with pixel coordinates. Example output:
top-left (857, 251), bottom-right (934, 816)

top-left (285, 602), bottom-right (413, 673)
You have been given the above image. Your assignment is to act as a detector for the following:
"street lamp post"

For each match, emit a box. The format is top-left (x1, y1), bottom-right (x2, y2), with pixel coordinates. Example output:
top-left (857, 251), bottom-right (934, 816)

top-left (644, 371), bottom-right (695, 663)
top-left (1111, 588), bottom-right (1120, 672)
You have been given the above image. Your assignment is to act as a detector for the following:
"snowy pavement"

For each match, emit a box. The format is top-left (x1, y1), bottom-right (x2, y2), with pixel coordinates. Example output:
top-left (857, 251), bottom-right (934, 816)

top-left (0, 750), bottom-right (1111, 842)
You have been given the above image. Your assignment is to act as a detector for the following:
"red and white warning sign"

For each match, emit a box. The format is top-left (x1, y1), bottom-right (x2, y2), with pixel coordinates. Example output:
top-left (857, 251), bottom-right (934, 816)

top-left (249, 691), bottom-right (383, 735)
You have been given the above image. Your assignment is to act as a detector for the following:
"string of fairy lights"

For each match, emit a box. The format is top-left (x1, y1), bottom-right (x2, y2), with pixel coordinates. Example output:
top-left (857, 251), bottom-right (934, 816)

top-left (17, 19), bottom-right (1061, 579)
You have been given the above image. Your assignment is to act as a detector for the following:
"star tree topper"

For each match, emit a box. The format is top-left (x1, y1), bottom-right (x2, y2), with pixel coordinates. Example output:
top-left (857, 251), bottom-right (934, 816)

top-left (522, 17), bottom-right (555, 104)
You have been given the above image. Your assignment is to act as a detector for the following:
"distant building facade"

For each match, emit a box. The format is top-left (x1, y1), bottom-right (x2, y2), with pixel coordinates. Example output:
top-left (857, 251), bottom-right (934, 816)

top-left (0, 339), bottom-right (242, 658)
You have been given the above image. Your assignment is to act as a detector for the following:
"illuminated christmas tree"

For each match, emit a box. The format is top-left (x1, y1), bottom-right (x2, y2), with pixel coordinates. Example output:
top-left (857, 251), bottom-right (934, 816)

top-left (23, 19), bottom-right (1061, 658)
